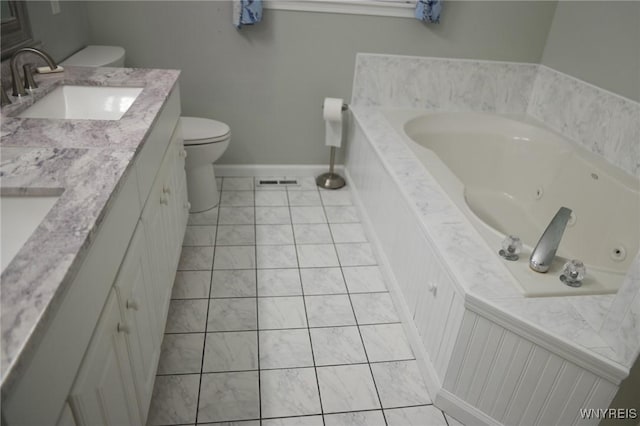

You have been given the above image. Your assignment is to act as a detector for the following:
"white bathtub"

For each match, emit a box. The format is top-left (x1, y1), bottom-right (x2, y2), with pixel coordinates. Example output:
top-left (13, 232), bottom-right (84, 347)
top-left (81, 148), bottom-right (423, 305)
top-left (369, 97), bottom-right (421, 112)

top-left (384, 110), bottom-right (640, 297)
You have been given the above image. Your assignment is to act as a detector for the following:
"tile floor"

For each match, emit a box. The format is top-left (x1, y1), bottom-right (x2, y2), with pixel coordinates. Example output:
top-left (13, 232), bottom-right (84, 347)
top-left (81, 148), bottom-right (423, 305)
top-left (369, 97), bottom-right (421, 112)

top-left (147, 176), bottom-right (462, 426)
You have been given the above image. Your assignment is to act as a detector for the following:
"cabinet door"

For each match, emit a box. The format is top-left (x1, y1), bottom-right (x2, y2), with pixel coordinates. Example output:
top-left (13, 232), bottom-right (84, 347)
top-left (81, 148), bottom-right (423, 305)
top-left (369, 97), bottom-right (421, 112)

top-left (114, 221), bottom-right (160, 422)
top-left (166, 142), bottom-right (187, 269)
top-left (172, 134), bottom-right (189, 242)
top-left (141, 169), bottom-right (173, 331)
top-left (176, 147), bottom-right (189, 229)
top-left (68, 291), bottom-right (141, 426)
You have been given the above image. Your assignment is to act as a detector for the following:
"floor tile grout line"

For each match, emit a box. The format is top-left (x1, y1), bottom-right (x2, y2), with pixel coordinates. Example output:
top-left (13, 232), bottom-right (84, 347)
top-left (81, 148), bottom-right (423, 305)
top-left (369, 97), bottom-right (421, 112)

top-left (162, 320), bottom-right (403, 335)
top-left (442, 409), bottom-right (452, 426)
top-left (182, 402), bottom-right (439, 425)
top-left (193, 178), bottom-right (223, 425)
top-left (319, 189), bottom-right (389, 426)
top-left (156, 356), bottom-right (419, 377)
top-left (170, 289), bottom-right (390, 301)
top-left (186, 402), bottom-right (440, 425)
top-left (253, 179), bottom-right (263, 423)
top-left (285, 187), bottom-right (327, 426)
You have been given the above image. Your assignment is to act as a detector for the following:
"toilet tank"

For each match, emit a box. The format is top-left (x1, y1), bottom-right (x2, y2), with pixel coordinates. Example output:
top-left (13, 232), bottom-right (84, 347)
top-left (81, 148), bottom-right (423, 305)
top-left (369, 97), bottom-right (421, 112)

top-left (60, 45), bottom-right (125, 68)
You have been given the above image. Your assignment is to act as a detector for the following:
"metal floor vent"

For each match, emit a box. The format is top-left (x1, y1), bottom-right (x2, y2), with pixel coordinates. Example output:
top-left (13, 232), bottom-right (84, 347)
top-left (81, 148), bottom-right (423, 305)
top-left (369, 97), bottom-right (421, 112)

top-left (257, 179), bottom-right (299, 187)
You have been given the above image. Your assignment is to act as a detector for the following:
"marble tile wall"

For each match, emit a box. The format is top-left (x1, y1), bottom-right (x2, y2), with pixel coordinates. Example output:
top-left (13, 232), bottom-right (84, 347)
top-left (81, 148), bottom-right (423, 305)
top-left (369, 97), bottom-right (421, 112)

top-left (527, 66), bottom-right (640, 178)
top-left (351, 53), bottom-right (538, 113)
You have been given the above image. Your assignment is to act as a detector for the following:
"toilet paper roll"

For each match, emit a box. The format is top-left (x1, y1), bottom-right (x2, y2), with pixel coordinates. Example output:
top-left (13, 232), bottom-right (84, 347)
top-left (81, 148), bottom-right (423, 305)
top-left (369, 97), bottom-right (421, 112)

top-left (323, 97), bottom-right (344, 148)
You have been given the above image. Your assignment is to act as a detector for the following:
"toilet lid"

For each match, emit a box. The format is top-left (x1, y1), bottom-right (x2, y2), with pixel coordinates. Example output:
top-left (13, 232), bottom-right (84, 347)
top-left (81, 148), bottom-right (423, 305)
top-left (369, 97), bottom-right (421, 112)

top-left (60, 46), bottom-right (125, 67)
top-left (180, 117), bottom-right (231, 145)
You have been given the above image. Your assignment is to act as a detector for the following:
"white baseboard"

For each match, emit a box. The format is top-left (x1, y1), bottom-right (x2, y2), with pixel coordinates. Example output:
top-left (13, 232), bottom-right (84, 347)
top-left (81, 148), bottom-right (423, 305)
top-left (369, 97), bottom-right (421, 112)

top-left (435, 389), bottom-right (499, 426)
top-left (214, 164), bottom-right (344, 177)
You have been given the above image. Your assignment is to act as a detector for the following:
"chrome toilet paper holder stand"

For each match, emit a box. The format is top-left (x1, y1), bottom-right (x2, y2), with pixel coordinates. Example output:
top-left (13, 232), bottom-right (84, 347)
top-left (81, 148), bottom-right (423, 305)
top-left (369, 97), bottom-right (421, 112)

top-left (316, 102), bottom-right (348, 190)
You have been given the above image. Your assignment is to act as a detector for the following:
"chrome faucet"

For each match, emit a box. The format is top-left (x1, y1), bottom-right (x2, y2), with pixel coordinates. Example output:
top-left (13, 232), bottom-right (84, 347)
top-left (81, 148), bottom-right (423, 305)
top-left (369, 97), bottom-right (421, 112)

top-left (10, 47), bottom-right (58, 97)
top-left (529, 207), bottom-right (572, 273)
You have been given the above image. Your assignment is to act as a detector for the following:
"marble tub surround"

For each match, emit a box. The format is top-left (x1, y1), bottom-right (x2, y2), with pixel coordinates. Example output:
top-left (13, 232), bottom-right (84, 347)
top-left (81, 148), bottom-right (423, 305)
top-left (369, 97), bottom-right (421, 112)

top-left (349, 106), bottom-right (631, 381)
top-left (0, 66), bottom-right (180, 388)
top-left (528, 66), bottom-right (640, 178)
top-left (351, 53), bottom-right (537, 113)
top-left (350, 53), bottom-right (640, 369)
top-left (352, 53), bottom-right (640, 179)
top-left (600, 254), bottom-right (640, 367)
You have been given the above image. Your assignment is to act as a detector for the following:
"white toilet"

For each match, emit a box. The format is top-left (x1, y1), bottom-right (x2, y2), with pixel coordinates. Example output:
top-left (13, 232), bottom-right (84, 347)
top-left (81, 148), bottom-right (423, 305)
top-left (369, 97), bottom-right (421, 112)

top-left (62, 45), bottom-right (232, 213)
top-left (180, 117), bottom-right (231, 212)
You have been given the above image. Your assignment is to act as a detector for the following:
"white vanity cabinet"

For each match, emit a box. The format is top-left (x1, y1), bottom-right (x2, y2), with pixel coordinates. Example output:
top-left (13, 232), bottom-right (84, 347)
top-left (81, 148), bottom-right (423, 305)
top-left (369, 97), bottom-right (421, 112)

top-left (68, 113), bottom-right (189, 425)
top-left (2, 86), bottom-right (188, 426)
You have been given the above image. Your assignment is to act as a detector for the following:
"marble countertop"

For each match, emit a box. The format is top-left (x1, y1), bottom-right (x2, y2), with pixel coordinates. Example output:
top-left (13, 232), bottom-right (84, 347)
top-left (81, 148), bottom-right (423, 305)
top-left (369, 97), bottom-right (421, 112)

top-left (350, 106), bottom-right (631, 382)
top-left (0, 66), bottom-right (180, 388)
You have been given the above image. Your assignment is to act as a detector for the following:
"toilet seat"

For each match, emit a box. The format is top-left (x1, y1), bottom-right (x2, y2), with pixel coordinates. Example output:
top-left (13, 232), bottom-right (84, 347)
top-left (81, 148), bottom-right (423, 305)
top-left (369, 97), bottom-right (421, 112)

top-left (180, 117), bottom-right (230, 145)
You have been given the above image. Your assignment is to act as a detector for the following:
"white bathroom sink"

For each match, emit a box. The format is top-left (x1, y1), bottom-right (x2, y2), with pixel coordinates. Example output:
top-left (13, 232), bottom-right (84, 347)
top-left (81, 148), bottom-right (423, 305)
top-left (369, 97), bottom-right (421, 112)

top-left (1, 194), bottom-right (60, 271)
top-left (18, 85), bottom-right (143, 120)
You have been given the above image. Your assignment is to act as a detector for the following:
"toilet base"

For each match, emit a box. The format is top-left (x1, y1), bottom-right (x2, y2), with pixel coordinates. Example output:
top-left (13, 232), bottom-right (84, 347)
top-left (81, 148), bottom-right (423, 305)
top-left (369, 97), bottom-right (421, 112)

top-left (186, 164), bottom-right (219, 213)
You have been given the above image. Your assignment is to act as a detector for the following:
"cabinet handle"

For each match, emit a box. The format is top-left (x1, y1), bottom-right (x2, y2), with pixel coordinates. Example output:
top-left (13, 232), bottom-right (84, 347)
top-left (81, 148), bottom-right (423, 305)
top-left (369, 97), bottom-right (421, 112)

top-left (184, 202), bottom-right (191, 210)
top-left (160, 195), bottom-right (169, 205)
top-left (126, 299), bottom-right (139, 310)
top-left (180, 150), bottom-right (187, 158)
top-left (117, 322), bottom-right (130, 334)
top-left (163, 185), bottom-right (171, 195)
top-left (428, 283), bottom-right (438, 296)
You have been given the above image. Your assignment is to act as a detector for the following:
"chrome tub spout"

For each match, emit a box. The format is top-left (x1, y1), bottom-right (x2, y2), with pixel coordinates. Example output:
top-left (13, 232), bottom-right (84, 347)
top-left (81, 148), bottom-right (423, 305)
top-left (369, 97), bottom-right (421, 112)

top-left (529, 207), bottom-right (572, 273)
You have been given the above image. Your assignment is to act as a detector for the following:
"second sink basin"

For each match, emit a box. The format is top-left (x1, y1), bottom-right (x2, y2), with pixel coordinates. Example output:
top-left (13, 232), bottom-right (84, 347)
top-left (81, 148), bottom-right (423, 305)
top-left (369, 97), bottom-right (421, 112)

top-left (1, 194), bottom-right (61, 272)
top-left (18, 85), bottom-right (143, 120)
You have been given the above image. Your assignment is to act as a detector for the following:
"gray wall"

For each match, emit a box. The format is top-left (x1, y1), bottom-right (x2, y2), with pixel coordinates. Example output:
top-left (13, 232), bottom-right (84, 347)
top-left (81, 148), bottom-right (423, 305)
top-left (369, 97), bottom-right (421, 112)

top-left (541, 1), bottom-right (640, 102)
top-left (26, 1), bottom-right (89, 62)
top-left (85, 1), bottom-right (557, 164)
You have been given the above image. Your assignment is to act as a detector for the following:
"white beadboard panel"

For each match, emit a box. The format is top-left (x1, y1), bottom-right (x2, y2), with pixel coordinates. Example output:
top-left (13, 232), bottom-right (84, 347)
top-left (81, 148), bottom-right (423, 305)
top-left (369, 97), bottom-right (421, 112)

top-left (476, 331), bottom-right (521, 415)
top-left (442, 310), bottom-right (618, 426)
top-left (451, 315), bottom-right (493, 401)
top-left (535, 362), bottom-right (583, 426)
top-left (442, 311), bottom-right (477, 391)
top-left (580, 380), bottom-right (618, 424)
top-left (502, 346), bottom-right (552, 426)
top-left (464, 323), bottom-right (505, 406)
top-left (487, 337), bottom-right (535, 421)
top-left (557, 372), bottom-right (598, 426)
top-left (433, 293), bottom-right (465, 379)
top-left (518, 353), bottom-right (563, 425)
